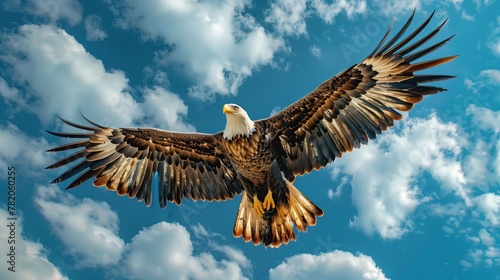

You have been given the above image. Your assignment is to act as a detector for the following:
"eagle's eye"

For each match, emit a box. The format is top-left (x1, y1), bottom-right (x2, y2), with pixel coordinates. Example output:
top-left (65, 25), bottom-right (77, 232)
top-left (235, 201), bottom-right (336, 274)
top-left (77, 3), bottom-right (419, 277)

top-left (233, 105), bottom-right (240, 111)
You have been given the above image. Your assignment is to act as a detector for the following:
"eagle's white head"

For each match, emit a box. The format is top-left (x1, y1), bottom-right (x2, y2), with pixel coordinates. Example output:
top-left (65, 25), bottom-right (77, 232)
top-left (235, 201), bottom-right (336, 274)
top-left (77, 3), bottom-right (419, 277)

top-left (222, 103), bottom-right (255, 140)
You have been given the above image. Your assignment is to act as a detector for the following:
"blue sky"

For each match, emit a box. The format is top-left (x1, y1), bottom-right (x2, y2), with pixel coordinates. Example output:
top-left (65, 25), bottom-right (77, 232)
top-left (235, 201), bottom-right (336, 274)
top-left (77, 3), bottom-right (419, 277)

top-left (1, 0), bottom-right (499, 279)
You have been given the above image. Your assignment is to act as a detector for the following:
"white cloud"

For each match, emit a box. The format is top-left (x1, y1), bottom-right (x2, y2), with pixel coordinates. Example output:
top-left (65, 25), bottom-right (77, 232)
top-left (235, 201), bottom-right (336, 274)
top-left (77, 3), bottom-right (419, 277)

top-left (372, 0), bottom-right (422, 16)
top-left (488, 39), bottom-right (500, 57)
top-left (0, 77), bottom-right (21, 102)
top-left (3, 0), bottom-right (82, 25)
top-left (191, 223), bottom-right (223, 239)
top-left (332, 114), bottom-right (468, 239)
top-left (141, 87), bottom-right (195, 131)
top-left (464, 78), bottom-right (484, 94)
top-left (309, 45), bottom-right (322, 58)
top-left (269, 250), bottom-right (388, 280)
top-left (215, 245), bottom-right (252, 272)
top-left (311, 0), bottom-right (366, 23)
top-left (479, 69), bottom-right (500, 84)
top-left (34, 185), bottom-right (125, 267)
top-left (121, 222), bottom-right (250, 280)
top-left (462, 227), bottom-right (500, 268)
top-left (474, 193), bottom-right (500, 227)
top-left (459, 259), bottom-right (473, 268)
top-left (265, 0), bottom-right (309, 36)
top-left (463, 106), bottom-right (500, 188)
top-left (0, 122), bottom-right (54, 172)
top-left (0, 24), bottom-right (194, 130)
top-left (473, 0), bottom-right (494, 9)
top-left (327, 175), bottom-right (348, 199)
top-left (0, 209), bottom-right (69, 280)
top-left (463, 140), bottom-right (492, 189)
top-left (31, 186), bottom-right (252, 278)
top-left (478, 228), bottom-right (495, 246)
top-left (467, 104), bottom-right (500, 133)
top-left (421, 105), bottom-right (500, 269)
top-left (110, 0), bottom-right (283, 101)
top-left (487, 16), bottom-right (500, 57)
top-left (270, 106), bottom-right (282, 117)
top-left (495, 141), bottom-right (500, 182)
top-left (448, 0), bottom-right (464, 9)
top-left (1, 24), bottom-right (135, 126)
top-left (84, 14), bottom-right (107, 41)
top-left (265, 0), bottom-right (366, 37)
top-left (461, 10), bottom-right (474, 21)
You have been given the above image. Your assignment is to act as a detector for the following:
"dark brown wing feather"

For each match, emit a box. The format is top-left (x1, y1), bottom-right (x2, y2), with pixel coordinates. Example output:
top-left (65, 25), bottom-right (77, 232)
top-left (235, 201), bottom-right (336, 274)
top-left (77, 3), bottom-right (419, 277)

top-left (259, 10), bottom-right (458, 178)
top-left (46, 116), bottom-right (242, 207)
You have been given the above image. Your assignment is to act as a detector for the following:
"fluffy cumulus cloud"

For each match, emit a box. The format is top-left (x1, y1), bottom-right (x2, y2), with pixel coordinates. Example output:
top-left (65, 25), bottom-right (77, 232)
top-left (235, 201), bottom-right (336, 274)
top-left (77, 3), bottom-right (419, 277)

top-left (142, 86), bottom-right (195, 131)
top-left (3, 0), bottom-right (82, 25)
top-left (487, 16), bottom-right (500, 57)
top-left (468, 105), bottom-right (500, 131)
top-left (423, 104), bottom-right (500, 269)
top-left (0, 77), bottom-right (22, 106)
top-left (34, 185), bottom-right (125, 267)
top-left (461, 227), bottom-right (500, 268)
top-left (462, 69), bottom-right (500, 104)
top-left (121, 222), bottom-right (250, 280)
top-left (479, 69), bottom-right (500, 84)
top-left (466, 105), bottom-right (500, 184)
top-left (309, 45), bottom-right (322, 58)
top-left (474, 193), bottom-right (500, 227)
top-left (461, 10), bottom-right (474, 21)
top-left (372, 0), bottom-right (422, 16)
top-left (84, 14), bottom-right (107, 41)
top-left (265, 0), bottom-right (309, 36)
top-left (0, 24), bottom-right (194, 130)
top-left (310, 0), bottom-right (366, 23)
top-left (463, 77), bottom-right (484, 95)
top-left (324, 104), bottom-right (500, 268)
top-left (331, 114), bottom-right (467, 239)
top-left (191, 223), bottom-right (224, 239)
top-left (269, 250), bottom-right (388, 280)
top-left (0, 209), bottom-right (69, 280)
top-left (31, 186), bottom-right (251, 278)
top-left (0, 122), bottom-right (54, 172)
top-left (109, 0), bottom-right (284, 101)
top-left (1, 24), bottom-right (136, 126)
top-left (265, 0), bottom-right (366, 36)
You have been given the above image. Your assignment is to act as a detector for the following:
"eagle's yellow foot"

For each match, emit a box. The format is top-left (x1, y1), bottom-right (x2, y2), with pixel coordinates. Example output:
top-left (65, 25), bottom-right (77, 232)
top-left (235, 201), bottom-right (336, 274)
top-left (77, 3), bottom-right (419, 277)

top-left (263, 190), bottom-right (275, 211)
top-left (254, 190), bottom-right (275, 218)
top-left (253, 194), bottom-right (265, 217)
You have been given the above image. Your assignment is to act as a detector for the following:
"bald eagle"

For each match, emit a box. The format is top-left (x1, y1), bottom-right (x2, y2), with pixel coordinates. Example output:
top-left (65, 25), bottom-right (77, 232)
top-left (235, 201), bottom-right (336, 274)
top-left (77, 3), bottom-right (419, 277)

top-left (47, 11), bottom-right (457, 247)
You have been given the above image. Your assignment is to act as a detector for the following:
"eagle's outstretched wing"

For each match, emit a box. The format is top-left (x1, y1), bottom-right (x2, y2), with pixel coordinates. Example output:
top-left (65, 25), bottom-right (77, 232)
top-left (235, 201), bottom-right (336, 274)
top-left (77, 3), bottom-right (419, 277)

top-left (46, 116), bottom-right (242, 207)
top-left (259, 10), bottom-right (458, 179)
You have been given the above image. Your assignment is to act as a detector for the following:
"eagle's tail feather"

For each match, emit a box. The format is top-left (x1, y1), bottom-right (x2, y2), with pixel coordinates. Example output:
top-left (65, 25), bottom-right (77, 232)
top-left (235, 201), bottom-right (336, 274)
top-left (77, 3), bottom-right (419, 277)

top-left (286, 180), bottom-right (324, 231)
top-left (232, 181), bottom-right (323, 248)
top-left (233, 192), bottom-right (272, 245)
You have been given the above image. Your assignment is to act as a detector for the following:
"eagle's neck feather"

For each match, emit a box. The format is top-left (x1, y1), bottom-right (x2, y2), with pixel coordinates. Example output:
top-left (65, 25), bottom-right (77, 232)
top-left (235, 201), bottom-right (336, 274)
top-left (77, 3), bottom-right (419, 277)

top-left (223, 116), bottom-right (255, 140)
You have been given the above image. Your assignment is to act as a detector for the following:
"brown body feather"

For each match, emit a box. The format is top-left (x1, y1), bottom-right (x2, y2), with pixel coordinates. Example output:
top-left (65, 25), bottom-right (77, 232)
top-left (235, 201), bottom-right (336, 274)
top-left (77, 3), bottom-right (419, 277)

top-left (46, 10), bottom-right (457, 247)
top-left (223, 123), bottom-right (323, 247)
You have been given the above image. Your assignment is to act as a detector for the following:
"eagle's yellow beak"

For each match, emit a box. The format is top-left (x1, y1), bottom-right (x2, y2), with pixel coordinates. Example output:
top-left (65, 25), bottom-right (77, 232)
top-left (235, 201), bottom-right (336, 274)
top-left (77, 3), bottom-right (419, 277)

top-left (223, 104), bottom-right (233, 114)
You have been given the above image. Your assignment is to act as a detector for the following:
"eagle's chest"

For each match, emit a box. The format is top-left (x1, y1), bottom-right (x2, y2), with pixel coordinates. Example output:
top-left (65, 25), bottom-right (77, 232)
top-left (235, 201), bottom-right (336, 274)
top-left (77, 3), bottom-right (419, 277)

top-left (222, 131), bottom-right (273, 175)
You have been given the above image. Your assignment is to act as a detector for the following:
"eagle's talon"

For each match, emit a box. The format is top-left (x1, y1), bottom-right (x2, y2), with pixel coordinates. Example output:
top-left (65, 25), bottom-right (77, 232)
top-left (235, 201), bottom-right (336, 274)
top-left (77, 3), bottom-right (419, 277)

top-left (263, 190), bottom-right (275, 210)
top-left (263, 208), bottom-right (275, 219)
top-left (253, 195), bottom-right (265, 217)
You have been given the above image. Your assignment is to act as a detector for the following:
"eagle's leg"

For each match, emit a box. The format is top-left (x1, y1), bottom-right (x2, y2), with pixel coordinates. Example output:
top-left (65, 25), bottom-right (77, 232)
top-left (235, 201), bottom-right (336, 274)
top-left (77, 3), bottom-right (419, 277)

top-left (253, 190), bottom-right (275, 218)
top-left (253, 194), bottom-right (265, 216)
top-left (262, 190), bottom-right (276, 219)
top-left (263, 190), bottom-right (275, 211)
